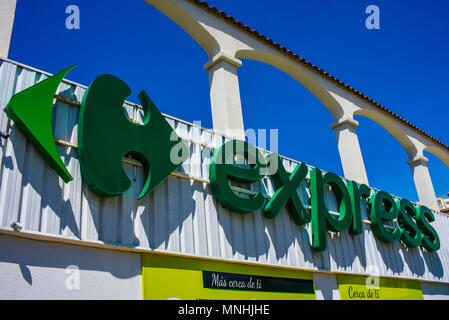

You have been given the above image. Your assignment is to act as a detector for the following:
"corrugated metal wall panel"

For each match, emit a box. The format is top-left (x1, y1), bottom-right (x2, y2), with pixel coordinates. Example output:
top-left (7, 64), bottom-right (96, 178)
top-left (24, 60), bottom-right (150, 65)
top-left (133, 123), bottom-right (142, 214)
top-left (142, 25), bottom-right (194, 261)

top-left (0, 58), bottom-right (448, 284)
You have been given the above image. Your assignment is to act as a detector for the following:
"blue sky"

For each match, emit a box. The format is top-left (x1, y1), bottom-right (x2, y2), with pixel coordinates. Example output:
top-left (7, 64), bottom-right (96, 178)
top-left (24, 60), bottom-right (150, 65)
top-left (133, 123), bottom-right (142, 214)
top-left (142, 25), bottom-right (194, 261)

top-left (8, 0), bottom-right (449, 202)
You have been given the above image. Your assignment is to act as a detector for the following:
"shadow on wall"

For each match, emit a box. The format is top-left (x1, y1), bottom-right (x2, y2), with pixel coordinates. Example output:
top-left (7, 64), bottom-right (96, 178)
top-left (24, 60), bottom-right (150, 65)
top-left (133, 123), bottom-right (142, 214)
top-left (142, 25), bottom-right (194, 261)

top-left (423, 249), bottom-right (445, 279)
top-left (373, 239), bottom-right (405, 275)
top-left (142, 175), bottom-right (197, 252)
top-left (2, 124), bottom-right (80, 239)
top-left (371, 222), bottom-right (444, 279)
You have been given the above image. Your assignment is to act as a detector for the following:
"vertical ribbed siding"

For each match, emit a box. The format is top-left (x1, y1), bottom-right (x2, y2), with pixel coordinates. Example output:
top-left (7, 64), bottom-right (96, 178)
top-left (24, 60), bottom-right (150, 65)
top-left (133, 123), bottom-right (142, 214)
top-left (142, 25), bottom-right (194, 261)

top-left (0, 58), bottom-right (448, 284)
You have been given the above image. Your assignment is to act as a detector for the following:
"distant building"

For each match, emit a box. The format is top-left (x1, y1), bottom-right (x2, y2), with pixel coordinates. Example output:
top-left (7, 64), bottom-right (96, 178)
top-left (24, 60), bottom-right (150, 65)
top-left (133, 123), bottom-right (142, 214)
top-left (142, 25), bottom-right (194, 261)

top-left (437, 193), bottom-right (449, 213)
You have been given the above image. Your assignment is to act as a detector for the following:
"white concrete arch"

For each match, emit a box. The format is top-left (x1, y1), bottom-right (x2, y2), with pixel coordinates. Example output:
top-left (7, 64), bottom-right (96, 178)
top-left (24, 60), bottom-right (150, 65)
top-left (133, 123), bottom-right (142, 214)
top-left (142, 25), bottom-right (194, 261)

top-left (235, 49), bottom-right (345, 120)
top-left (351, 110), bottom-right (441, 210)
top-left (354, 109), bottom-right (418, 159)
top-left (425, 146), bottom-right (449, 170)
top-left (142, 0), bottom-right (446, 209)
top-left (144, 0), bottom-right (220, 57)
top-left (145, 0), bottom-right (347, 139)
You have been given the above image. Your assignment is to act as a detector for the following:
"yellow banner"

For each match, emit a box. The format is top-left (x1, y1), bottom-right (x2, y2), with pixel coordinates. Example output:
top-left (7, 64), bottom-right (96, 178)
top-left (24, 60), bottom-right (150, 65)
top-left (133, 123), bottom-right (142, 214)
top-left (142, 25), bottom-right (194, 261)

top-left (338, 274), bottom-right (423, 300)
top-left (142, 253), bottom-right (316, 300)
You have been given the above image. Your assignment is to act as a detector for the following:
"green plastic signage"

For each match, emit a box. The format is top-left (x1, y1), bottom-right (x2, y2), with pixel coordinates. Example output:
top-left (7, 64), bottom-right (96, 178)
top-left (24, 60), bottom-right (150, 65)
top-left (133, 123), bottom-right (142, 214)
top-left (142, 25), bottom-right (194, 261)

top-left (5, 66), bottom-right (441, 253)
top-left (209, 140), bottom-right (267, 214)
top-left (264, 154), bottom-right (310, 225)
top-left (78, 74), bottom-right (187, 199)
top-left (209, 140), bottom-right (441, 253)
top-left (5, 65), bottom-right (76, 183)
top-left (6, 66), bottom-right (187, 200)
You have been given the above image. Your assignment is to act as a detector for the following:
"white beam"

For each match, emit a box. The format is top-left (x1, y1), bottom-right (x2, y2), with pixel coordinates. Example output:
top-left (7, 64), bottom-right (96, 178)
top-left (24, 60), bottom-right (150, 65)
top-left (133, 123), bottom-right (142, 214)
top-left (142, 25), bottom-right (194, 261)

top-left (330, 116), bottom-right (370, 185)
top-left (313, 273), bottom-right (341, 300)
top-left (407, 156), bottom-right (439, 211)
top-left (204, 53), bottom-right (245, 140)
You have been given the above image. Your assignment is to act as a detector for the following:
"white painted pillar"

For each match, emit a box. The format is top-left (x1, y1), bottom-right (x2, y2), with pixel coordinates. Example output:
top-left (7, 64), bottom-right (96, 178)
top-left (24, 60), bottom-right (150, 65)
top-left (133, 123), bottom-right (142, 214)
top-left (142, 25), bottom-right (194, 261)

top-left (313, 273), bottom-right (341, 300)
top-left (407, 156), bottom-right (439, 211)
top-left (204, 53), bottom-right (245, 141)
top-left (0, 0), bottom-right (17, 58)
top-left (330, 116), bottom-right (370, 185)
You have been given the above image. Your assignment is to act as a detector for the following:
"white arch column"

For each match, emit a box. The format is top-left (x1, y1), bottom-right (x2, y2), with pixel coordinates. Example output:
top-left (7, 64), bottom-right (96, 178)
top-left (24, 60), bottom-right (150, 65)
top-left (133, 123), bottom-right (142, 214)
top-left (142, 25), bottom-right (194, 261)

top-left (330, 116), bottom-right (370, 185)
top-left (407, 155), bottom-right (439, 211)
top-left (204, 53), bottom-right (245, 141)
top-left (0, 0), bottom-right (17, 58)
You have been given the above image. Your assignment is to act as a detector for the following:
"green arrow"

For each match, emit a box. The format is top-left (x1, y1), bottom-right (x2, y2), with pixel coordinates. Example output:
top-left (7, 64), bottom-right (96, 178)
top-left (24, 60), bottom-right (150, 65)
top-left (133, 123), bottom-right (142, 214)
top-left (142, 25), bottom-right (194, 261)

top-left (5, 65), bottom-right (76, 183)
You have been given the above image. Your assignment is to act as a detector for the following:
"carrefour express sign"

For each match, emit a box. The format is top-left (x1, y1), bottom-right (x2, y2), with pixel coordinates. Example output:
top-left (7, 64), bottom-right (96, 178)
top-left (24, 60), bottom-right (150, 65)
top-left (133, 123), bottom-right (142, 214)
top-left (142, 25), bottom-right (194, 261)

top-left (5, 66), bottom-right (440, 254)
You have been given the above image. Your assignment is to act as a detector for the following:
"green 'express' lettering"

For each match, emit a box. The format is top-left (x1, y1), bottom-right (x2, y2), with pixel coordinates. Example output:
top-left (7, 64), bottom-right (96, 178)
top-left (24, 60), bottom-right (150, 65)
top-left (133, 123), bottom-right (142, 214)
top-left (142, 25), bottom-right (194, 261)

top-left (209, 140), bottom-right (267, 214)
top-left (209, 139), bottom-right (441, 253)
top-left (310, 168), bottom-right (353, 252)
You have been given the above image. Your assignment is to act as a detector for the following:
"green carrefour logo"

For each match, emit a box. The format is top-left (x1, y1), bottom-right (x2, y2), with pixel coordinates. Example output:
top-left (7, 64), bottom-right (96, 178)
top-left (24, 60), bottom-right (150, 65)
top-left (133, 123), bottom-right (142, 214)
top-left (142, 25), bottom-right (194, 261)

top-left (5, 66), bottom-right (188, 200)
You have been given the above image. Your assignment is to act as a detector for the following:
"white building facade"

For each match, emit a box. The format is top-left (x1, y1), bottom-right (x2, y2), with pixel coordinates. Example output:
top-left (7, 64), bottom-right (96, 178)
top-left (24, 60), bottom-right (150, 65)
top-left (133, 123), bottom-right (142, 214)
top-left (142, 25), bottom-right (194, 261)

top-left (0, 0), bottom-right (449, 300)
